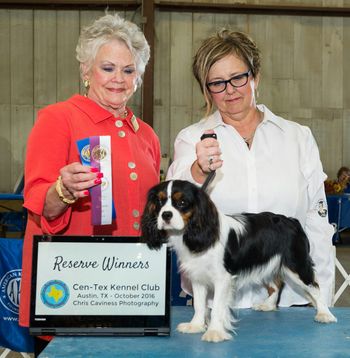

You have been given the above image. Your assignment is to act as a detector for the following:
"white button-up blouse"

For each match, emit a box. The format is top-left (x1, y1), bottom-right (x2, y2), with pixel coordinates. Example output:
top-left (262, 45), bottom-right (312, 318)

top-left (167, 104), bottom-right (335, 307)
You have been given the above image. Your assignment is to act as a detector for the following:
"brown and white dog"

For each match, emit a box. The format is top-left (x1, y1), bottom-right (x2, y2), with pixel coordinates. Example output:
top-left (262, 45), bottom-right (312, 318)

top-left (141, 180), bottom-right (337, 342)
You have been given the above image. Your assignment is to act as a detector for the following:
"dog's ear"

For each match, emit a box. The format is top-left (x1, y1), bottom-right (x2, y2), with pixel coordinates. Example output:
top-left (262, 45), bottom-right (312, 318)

top-left (141, 188), bottom-right (167, 250)
top-left (183, 187), bottom-right (219, 253)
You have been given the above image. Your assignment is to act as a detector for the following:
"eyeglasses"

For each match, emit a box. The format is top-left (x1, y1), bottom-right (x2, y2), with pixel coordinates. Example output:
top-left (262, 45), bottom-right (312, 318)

top-left (206, 70), bottom-right (251, 94)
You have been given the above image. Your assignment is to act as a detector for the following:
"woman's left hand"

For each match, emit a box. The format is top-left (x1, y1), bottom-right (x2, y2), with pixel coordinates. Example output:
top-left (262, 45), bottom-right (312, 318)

top-left (58, 162), bottom-right (103, 200)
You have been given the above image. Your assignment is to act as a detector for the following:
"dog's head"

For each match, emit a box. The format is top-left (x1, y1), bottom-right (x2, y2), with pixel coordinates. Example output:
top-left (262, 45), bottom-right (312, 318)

top-left (141, 180), bottom-right (220, 253)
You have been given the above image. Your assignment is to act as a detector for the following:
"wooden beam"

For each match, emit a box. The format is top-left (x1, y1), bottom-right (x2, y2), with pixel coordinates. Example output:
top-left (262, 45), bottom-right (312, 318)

top-left (155, 1), bottom-right (350, 17)
top-left (141, 0), bottom-right (154, 126)
top-left (0, 0), bottom-right (140, 10)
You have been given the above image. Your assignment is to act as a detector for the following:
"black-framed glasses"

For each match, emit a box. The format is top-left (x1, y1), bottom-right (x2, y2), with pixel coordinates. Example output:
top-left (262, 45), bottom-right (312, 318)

top-left (206, 70), bottom-right (251, 94)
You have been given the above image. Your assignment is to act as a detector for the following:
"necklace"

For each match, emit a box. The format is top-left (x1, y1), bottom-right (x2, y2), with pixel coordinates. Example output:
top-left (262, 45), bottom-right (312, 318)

top-left (242, 132), bottom-right (255, 143)
top-left (241, 110), bottom-right (262, 145)
top-left (119, 110), bottom-right (128, 119)
top-left (242, 128), bottom-right (257, 147)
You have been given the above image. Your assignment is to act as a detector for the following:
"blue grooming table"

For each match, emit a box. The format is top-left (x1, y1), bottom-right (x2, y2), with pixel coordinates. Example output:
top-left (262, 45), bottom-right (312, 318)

top-left (0, 194), bottom-right (23, 201)
top-left (39, 306), bottom-right (348, 358)
top-left (327, 194), bottom-right (350, 243)
top-left (0, 193), bottom-right (26, 236)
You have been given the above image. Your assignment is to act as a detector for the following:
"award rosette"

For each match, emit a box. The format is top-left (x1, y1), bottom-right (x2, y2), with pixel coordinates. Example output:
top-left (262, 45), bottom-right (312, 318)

top-left (77, 136), bottom-right (114, 226)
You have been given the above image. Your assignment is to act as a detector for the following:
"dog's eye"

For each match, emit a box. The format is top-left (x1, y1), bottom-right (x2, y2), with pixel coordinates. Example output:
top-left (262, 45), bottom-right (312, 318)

top-left (157, 198), bottom-right (166, 206)
top-left (175, 199), bottom-right (188, 209)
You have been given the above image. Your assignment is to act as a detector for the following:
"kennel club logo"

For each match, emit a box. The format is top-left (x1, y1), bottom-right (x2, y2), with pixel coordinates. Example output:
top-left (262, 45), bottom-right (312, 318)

top-left (0, 269), bottom-right (21, 314)
top-left (41, 280), bottom-right (70, 309)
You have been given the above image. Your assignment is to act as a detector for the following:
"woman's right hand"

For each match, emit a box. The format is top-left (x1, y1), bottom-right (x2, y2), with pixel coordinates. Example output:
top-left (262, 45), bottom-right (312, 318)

top-left (196, 130), bottom-right (222, 173)
top-left (191, 130), bottom-right (223, 183)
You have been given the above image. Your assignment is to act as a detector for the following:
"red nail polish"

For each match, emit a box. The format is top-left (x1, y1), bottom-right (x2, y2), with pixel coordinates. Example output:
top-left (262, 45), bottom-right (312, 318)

top-left (97, 172), bottom-right (104, 179)
top-left (90, 167), bottom-right (99, 173)
top-left (83, 190), bottom-right (90, 196)
top-left (94, 178), bottom-right (102, 185)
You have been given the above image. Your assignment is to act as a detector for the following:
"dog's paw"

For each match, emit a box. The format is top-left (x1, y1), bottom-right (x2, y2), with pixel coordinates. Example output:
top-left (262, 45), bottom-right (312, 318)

top-left (314, 312), bottom-right (337, 323)
top-left (252, 303), bottom-right (277, 312)
top-left (177, 322), bottom-right (206, 334)
top-left (201, 329), bottom-right (232, 343)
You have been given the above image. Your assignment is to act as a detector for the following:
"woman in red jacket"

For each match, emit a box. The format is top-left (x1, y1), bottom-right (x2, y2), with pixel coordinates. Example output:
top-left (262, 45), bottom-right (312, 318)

top-left (20, 13), bottom-right (160, 356)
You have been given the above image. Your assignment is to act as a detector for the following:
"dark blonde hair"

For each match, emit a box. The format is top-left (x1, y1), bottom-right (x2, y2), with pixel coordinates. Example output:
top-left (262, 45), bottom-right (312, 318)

top-left (193, 29), bottom-right (261, 116)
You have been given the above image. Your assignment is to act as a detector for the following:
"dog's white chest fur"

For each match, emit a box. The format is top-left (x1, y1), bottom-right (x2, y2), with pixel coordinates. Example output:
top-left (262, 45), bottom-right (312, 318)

top-left (170, 235), bottom-right (228, 287)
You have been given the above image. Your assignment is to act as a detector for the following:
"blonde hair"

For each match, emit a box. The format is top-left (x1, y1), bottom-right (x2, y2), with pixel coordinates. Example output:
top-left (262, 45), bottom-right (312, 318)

top-left (193, 29), bottom-right (261, 116)
top-left (76, 13), bottom-right (150, 88)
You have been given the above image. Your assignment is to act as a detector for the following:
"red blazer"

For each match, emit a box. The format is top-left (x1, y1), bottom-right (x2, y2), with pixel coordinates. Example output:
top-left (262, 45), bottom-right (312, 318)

top-left (20, 94), bottom-right (161, 326)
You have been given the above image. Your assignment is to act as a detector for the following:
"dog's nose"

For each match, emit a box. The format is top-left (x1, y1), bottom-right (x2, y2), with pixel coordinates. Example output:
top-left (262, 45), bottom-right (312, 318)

top-left (162, 211), bottom-right (173, 223)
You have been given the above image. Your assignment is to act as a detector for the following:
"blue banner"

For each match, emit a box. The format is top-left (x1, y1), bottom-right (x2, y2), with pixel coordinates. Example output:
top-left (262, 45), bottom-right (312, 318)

top-left (0, 238), bottom-right (34, 353)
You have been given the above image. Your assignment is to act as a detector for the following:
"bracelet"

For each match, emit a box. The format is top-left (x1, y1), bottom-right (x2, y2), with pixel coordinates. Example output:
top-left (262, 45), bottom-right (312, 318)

top-left (55, 176), bottom-right (77, 205)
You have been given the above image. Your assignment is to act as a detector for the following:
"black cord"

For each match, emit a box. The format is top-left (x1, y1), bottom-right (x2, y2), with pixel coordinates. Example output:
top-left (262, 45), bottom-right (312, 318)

top-left (201, 171), bottom-right (216, 192)
top-left (200, 133), bottom-right (217, 193)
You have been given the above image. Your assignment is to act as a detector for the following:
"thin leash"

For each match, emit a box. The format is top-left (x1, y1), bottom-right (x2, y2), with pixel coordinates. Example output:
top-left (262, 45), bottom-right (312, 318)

top-left (201, 170), bottom-right (216, 192)
top-left (200, 133), bottom-right (217, 192)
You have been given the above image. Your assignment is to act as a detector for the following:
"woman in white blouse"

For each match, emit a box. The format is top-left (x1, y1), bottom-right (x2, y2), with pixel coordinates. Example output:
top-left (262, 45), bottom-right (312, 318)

top-left (167, 29), bottom-right (334, 308)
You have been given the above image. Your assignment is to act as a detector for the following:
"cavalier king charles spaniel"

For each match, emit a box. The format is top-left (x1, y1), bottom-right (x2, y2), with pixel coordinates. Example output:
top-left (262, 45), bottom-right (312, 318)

top-left (141, 180), bottom-right (337, 342)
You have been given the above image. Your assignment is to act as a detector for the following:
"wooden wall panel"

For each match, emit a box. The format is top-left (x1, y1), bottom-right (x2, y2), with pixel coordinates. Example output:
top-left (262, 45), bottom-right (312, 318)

top-left (344, 18), bottom-right (350, 108)
top-left (10, 10), bottom-right (33, 105)
top-left (170, 12), bottom-right (193, 108)
top-left (10, 105), bottom-right (33, 186)
top-left (249, 15), bottom-right (273, 108)
top-left (125, 10), bottom-right (142, 118)
top-left (10, 10), bottom-right (34, 189)
top-left (154, 11), bottom-right (171, 158)
top-left (0, 11), bottom-right (11, 191)
top-left (79, 9), bottom-right (105, 29)
top-left (0, 105), bottom-right (11, 191)
top-left (1, 3), bottom-right (350, 190)
top-left (303, 111), bottom-right (343, 178)
top-left (269, 16), bottom-right (295, 113)
top-left (294, 17), bottom-right (323, 109)
top-left (191, 13), bottom-right (215, 128)
top-left (325, 0), bottom-right (345, 6)
top-left (0, 10), bottom-right (10, 104)
top-left (322, 17), bottom-right (343, 109)
top-left (34, 10), bottom-right (57, 106)
top-left (269, 16), bottom-right (294, 80)
top-left (57, 10), bottom-right (80, 102)
top-left (169, 12), bottom-right (193, 146)
top-left (344, 110), bottom-right (350, 166)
